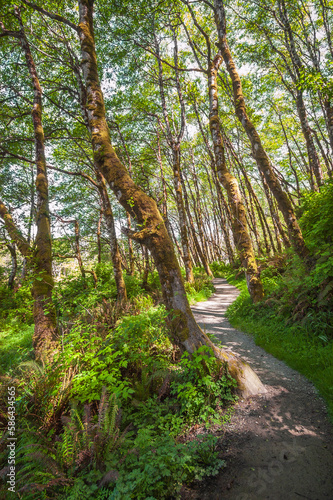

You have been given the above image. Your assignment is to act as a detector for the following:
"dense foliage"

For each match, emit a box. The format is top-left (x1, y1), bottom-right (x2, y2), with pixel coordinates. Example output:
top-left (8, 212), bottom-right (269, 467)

top-left (1, 0), bottom-right (333, 496)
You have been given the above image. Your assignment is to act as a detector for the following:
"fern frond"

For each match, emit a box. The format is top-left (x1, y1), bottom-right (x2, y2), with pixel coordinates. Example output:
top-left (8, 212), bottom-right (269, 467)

top-left (98, 386), bottom-right (108, 430)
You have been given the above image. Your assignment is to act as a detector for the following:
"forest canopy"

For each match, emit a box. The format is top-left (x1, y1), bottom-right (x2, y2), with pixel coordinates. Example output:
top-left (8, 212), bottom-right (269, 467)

top-left (0, 0), bottom-right (333, 498)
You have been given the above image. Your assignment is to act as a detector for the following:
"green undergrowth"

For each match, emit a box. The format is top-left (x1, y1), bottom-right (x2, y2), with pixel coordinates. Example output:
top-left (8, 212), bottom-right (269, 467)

top-left (0, 267), bottom-right (234, 499)
top-left (0, 283), bottom-right (34, 374)
top-left (185, 267), bottom-right (215, 305)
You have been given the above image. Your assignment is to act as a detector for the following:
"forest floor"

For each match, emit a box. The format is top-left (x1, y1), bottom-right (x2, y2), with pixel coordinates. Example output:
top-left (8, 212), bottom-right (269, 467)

top-left (183, 278), bottom-right (333, 500)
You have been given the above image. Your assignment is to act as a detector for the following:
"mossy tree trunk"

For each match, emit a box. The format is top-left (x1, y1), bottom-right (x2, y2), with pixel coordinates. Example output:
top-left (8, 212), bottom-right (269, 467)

top-left (214, 0), bottom-right (309, 261)
top-left (193, 96), bottom-right (235, 264)
top-left (69, 45), bottom-right (128, 297)
top-left (7, 243), bottom-right (17, 289)
top-left (97, 208), bottom-right (103, 264)
top-left (14, 9), bottom-right (58, 361)
top-left (277, 0), bottom-right (323, 189)
top-left (172, 147), bottom-right (195, 283)
top-left (324, 99), bottom-right (333, 158)
top-left (208, 52), bottom-right (264, 302)
top-left (74, 0), bottom-right (267, 397)
top-left (77, 0), bottom-right (201, 346)
top-left (96, 172), bottom-right (127, 303)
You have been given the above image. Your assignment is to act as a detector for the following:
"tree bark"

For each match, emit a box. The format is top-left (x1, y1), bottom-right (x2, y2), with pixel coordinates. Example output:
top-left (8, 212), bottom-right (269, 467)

top-left (277, 0), bottom-right (323, 188)
top-left (172, 148), bottom-right (194, 283)
top-left (181, 171), bottom-right (213, 277)
top-left (7, 243), bottom-right (17, 289)
top-left (96, 173), bottom-right (127, 303)
top-left (193, 101), bottom-right (235, 264)
top-left (154, 30), bottom-right (194, 283)
top-left (97, 208), bottom-right (103, 264)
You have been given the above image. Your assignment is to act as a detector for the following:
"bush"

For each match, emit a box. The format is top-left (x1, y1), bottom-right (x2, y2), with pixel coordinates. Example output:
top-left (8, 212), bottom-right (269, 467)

top-left (62, 306), bottom-right (172, 404)
top-left (171, 346), bottom-right (237, 424)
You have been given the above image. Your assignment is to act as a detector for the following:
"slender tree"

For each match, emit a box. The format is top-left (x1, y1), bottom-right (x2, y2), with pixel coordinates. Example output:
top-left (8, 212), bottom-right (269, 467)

top-left (214, 0), bottom-right (309, 261)
top-left (0, 9), bottom-right (58, 361)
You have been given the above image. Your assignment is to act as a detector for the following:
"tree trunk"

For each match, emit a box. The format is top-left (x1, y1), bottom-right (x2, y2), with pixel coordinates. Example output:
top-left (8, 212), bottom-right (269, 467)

top-left (181, 172), bottom-right (213, 277)
top-left (172, 148), bottom-right (194, 283)
top-left (214, 0), bottom-right (308, 262)
top-left (126, 212), bottom-right (135, 275)
top-left (76, 0), bottom-right (265, 397)
top-left (208, 51), bottom-right (264, 302)
top-left (141, 245), bottom-right (150, 289)
top-left (15, 9), bottom-right (58, 361)
top-left (277, 0), bottom-right (323, 188)
top-left (7, 243), bottom-right (17, 289)
top-left (295, 90), bottom-right (323, 189)
top-left (97, 208), bottom-right (103, 264)
top-left (97, 173), bottom-right (127, 303)
top-left (154, 28), bottom-right (194, 283)
top-left (74, 220), bottom-right (86, 279)
top-left (193, 102), bottom-right (235, 264)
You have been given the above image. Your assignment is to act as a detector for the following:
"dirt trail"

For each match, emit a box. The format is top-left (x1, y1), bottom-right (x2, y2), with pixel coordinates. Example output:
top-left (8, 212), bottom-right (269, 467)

top-left (188, 278), bottom-right (333, 500)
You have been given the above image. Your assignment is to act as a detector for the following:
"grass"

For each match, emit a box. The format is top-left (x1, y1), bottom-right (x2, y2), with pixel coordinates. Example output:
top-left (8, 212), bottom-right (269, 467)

top-left (187, 286), bottom-right (213, 305)
top-left (0, 321), bottom-right (34, 375)
top-left (185, 267), bottom-right (215, 305)
top-left (224, 273), bottom-right (333, 420)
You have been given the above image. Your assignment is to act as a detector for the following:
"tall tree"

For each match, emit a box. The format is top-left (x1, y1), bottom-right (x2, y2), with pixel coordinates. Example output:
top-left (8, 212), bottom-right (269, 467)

top-left (213, 0), bottom-right (309, 261)
top-left (0, 8), bottom-right (58, 361)
top-left (183, 0), bottom-right (264, 301)
top-left (73, 0), bottom-right (265, 395)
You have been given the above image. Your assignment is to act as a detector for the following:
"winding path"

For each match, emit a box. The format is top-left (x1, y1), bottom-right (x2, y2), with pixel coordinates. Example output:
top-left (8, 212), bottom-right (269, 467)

top-left (189, 278), bottom-right (333, 500)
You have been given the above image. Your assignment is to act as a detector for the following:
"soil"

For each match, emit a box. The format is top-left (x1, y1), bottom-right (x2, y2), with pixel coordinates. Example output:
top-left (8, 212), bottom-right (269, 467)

top-left (183, 278), bottom-right (333, 500)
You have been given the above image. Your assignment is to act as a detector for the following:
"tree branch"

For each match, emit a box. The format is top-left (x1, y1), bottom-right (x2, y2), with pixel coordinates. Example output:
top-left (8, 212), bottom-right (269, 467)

top-left (21, 0), bottom-right (78, 32)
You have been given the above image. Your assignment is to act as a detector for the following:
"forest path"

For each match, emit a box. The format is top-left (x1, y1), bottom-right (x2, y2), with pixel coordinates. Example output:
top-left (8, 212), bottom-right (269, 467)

top-left (187, 278), bottom-right (333, 500)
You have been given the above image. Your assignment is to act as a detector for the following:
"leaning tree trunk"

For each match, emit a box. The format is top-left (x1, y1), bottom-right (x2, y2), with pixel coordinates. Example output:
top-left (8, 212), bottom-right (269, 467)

top-left (193, 100), bottom-right (235, 264)
top-left (16, 9), bottom-right (58, 361)
top-left (295, 90), bottom-right (323, 189)
top-left (214, 0), bottom-right (309, 262)
top-left (75, 0), bottom-right (265, 397)
top-left (277, 0), bottom-right (323, 189)
top-left (324, 97), bottom-right (333, 157)
top-left (208, 52), bottom-right (264, 302)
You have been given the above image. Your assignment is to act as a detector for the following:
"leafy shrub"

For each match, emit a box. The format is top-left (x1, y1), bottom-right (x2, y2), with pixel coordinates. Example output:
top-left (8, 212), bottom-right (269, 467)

top-left (185, 268), bottom-right (215, 304)
top-left (108, 430), bottom-right (224, 500)
top-left (0, 282), bottom-right (33, 323)
top-left (0, 260), bottom-right (238, 499)
top-left (0, 323), bottom-right (33, 374)
top-left (171, 346), bottom-right (237, 424)
top-left (300, 181), bottom-right (333, 256)
top-left (210, 261), bottom-right (233, 278)
top-left (65, 306), bottom-right (172, 403)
